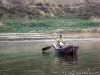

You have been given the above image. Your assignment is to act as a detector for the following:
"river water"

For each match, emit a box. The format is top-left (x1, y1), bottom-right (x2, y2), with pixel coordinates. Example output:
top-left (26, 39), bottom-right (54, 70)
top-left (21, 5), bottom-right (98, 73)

top-left (0, 40), bottom-right (100, 75)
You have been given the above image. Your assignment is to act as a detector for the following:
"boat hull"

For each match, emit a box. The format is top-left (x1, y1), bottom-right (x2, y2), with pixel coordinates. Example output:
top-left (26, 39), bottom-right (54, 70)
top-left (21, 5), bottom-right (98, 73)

top-left (54, 45), bottom-right (79, 55)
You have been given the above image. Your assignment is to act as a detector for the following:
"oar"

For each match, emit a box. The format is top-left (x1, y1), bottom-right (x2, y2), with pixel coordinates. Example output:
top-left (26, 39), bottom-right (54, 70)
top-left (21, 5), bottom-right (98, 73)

top-left (42, 25), bottom-right (58, 51)
top-left (42, 46), bottom-right (52, 51)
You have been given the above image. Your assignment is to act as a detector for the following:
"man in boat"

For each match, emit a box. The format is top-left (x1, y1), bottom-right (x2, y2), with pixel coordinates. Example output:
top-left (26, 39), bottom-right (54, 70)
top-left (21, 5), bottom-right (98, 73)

top-left (58, 35), bottom-right (66, 49)
top-left (58, 35), bottom-right (64, 43)
top-left (53, 35), bottom-right (79, 54)
top-left (57, 35), bottom-right (70, 49)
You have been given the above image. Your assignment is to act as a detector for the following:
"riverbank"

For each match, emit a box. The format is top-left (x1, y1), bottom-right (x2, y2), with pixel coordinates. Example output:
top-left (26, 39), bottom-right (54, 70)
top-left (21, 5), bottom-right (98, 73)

top-left (0, 32), bottom-right (100, 42)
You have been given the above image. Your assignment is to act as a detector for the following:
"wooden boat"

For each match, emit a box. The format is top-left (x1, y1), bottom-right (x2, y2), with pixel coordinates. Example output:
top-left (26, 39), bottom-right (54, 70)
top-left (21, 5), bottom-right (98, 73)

top-left (53, 43), bottom-right (79, 55)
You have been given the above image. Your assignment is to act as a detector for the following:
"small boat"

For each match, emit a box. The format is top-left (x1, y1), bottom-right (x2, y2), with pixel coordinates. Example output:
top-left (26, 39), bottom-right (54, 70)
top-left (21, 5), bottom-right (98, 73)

top-left (53, 43), bottom-right (79, 55)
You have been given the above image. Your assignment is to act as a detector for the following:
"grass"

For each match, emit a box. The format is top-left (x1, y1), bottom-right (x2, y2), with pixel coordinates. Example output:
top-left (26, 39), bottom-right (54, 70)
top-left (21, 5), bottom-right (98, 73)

top-left (0, 17), bottom-right (100, 33)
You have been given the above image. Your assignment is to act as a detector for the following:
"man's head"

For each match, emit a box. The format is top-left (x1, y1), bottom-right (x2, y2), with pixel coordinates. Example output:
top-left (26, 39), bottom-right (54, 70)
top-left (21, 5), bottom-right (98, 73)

top-left (60, 35), bottom-right (62, 38)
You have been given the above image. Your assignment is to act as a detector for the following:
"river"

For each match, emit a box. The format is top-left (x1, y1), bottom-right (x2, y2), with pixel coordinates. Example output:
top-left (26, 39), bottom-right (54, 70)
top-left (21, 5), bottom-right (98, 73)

top-left (0, 40), bottom-right (100, 75)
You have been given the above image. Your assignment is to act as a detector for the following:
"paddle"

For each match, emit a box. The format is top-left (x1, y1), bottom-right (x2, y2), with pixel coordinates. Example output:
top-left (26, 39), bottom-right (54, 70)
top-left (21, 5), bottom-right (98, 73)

top-left (41, 25), bottom-right (64, 51)
top-left (42, 26), bottom-right (58, 51)
top-left (42, 46), bottom-right (52, 51)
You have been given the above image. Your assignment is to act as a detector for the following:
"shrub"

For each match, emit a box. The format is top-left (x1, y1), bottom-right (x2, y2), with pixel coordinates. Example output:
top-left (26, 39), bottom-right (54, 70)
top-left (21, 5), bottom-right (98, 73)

top-left (45, 2), bottom-right (50, 6)
top-left (35, 2), bottom-right (43, 6)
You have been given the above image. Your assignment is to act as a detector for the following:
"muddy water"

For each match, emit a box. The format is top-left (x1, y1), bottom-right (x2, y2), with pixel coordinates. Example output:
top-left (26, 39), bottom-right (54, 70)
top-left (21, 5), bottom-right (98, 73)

top-left (0, 41), bottom-right (100, 75)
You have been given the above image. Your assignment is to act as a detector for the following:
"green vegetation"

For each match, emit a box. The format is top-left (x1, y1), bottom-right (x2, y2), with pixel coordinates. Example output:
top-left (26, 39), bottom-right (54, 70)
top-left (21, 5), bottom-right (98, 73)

top-left (0, 17), bottom-right (100, 33)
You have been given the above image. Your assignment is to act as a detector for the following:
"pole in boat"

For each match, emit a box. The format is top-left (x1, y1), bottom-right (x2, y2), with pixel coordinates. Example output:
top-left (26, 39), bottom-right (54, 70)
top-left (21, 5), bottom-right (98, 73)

top-left (42, 26), bottom-right (58, 51)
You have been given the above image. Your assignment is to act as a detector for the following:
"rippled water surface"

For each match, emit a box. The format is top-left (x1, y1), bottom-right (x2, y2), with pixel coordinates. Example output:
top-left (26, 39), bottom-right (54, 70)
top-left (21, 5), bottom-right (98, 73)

top-left (0, 41), bottom-right (100, 75)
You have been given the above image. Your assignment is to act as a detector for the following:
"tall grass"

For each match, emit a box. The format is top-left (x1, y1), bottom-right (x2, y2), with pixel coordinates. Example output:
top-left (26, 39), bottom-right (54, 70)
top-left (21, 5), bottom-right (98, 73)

top-left (1, 17), bottom-right (100, 33)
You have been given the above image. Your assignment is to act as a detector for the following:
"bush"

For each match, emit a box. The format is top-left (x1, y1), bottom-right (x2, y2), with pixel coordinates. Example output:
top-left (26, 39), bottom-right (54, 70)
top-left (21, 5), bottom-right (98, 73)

top-left (35, 2), bottom-right (43, 6)
top-left (1, 17), bottom-right (100, 33)
top-left (45, 2), bottom-right (50, 6)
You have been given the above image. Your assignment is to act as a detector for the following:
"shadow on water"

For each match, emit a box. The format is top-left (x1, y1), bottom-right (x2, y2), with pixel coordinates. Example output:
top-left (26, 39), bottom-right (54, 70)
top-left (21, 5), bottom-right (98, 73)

top-left (42, 51), bottom-right (79, 62)
top-left (54, 52), bottom-right (78, 62)
top-left (42, 52), bottom-right (51, 55)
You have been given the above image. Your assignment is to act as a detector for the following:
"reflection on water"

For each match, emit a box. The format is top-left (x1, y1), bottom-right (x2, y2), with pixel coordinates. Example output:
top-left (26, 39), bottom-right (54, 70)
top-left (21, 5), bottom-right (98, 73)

top-left (54, 53), bottom-right (78, 62)
top-left (0, 41), bottom-right (100, 75)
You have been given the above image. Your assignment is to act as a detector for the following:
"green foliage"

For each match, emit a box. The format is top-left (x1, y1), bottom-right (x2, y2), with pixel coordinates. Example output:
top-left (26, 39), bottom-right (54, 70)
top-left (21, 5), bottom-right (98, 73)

top-left (0, 26), bottom-right (8, 32)
top-left (1, 17), bottom-right (100, 33)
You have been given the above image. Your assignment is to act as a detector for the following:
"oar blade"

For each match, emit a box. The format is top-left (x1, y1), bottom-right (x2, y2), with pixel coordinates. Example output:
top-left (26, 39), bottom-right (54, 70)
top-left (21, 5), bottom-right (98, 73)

top-left (42, 46), bottom-right (52, 51)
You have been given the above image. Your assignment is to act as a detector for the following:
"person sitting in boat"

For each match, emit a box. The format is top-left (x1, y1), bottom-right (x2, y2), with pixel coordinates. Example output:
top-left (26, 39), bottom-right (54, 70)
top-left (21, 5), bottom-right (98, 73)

top-left (58, 35), bottom-right (64, 43)
top-left (57, 35), bottom-right (70, 49)
top-left (57, 35), bottom-right (66, 49)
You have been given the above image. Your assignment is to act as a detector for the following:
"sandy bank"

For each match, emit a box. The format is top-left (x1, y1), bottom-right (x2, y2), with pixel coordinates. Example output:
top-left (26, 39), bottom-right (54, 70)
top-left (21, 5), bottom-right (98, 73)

top-left (0, 32), bottom-right (100, 41)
